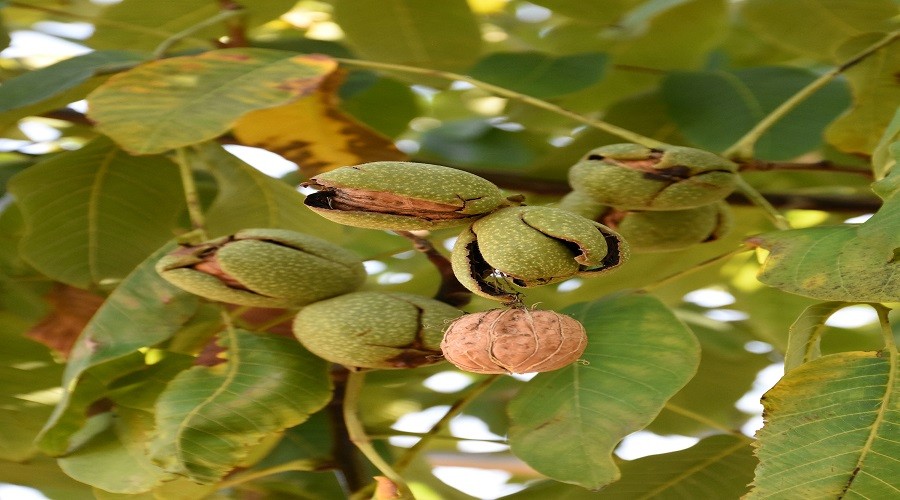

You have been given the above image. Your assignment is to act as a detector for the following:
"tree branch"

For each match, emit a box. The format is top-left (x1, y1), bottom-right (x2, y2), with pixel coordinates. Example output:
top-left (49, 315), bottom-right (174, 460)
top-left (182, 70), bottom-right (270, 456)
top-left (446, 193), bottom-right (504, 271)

top-left (393, 230), bottom-right (472, 307)
top-left (328, 366), bottom-right (369, 495)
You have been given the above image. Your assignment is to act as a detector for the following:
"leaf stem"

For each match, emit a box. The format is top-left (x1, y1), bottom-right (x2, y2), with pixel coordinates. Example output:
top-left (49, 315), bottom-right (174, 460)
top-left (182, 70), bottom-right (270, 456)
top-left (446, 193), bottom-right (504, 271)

top-left (333, 57), bottom-right (667, 149)
top-left (643, 245), bottom-right (753, 292)
top-left (722, 30), bottom-right (900, 160)
top-left (874, 304), bottom-right (897, 353)
top-left (152, 8), bottom-right (244, 59)
top-left (393, 374), bottom-right (500, 473)
top-left (216, 459), bottom-right (319, 489)
top-left (662, 403), bottom-right (753, 442)
top-left (394, 231), bottom-right (471, 307)
top-left (175, 148), bottom-right (208, 240)
top-left (344, 370), bottom-right (413, 499)
top-left (734, 176), bottom-right (791, 230)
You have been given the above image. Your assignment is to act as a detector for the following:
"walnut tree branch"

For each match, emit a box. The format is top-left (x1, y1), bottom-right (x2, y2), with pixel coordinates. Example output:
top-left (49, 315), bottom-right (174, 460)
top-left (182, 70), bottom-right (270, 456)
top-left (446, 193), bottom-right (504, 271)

top-left (393, 230), bottom-right (472, 307)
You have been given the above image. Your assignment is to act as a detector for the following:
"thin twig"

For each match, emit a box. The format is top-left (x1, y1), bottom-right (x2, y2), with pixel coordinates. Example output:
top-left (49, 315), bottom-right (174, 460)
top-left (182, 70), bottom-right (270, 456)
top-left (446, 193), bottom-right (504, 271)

top-left (393, 375), bottom-right (501, 473)
top-left (734, 176), bottom-right (791, 230)
top-left (344, 371), bottom-right (414, 499)
top-left (722, 30), bottom-right (900, 160)
top-left (153, 8), bottom-right (243, 59)
top-left (334, 57), bottom-right (667, 149)
top-left (393, 230), bottom-right (471, 307)
top-left (663, 403), bottom-right (753, 443)
top-left (175, 148), bottom-right (208, 239)
top-left (642, 245), bottom-right (753, 292)
top-left (329, 366), bottom-right (370, 495)
top-left (216, 460), bottom-right (320, 489)
top-left (6, 1), bottom-right (208, 43)
top-left (737, 159), bottom-right (872, 177)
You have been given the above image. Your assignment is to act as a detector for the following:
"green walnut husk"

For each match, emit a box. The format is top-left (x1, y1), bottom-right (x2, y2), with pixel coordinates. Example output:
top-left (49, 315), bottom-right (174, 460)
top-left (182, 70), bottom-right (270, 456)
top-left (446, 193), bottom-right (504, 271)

top-left (600, 202), bottom-right (734, 253)
top-left (303, 161), bottom-right (506, 230)
top-left (452, 206), bottom-right (628, 301)
top-left (292, 291), bottom-right (463, 369)
top-left (555, 190), bottom-right (606, 219)
top-left (156, 228), bottom-right (366, 308)
top-left (568, 143), bottom-right (738, 210)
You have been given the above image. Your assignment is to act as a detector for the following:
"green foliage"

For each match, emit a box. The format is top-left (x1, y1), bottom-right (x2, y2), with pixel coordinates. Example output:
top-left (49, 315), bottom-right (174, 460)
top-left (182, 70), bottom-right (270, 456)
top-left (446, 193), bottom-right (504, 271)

top-left (88, 49), bottom-right (337, 154)
top-left (749, 349), bottom-right (899, 497)
top-left (508, 293), bottom-right (700, 489)
top-left (7, 137), bottom-right (186, 288)
top-left (0, 0), bottom-right (898, 498)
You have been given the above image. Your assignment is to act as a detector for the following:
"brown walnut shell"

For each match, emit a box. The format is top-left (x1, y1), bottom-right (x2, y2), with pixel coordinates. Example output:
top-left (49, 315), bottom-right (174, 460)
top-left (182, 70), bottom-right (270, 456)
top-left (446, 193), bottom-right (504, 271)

top-left (440, 308), bottom-right (587, 374)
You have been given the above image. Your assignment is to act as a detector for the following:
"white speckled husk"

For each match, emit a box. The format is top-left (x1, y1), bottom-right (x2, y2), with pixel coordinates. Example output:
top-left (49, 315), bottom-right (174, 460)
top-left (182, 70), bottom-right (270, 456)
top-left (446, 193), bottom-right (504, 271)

top-left (568, 143), bottom-right (738, 210)
top-left (292, 291), bottom-right (463, 369)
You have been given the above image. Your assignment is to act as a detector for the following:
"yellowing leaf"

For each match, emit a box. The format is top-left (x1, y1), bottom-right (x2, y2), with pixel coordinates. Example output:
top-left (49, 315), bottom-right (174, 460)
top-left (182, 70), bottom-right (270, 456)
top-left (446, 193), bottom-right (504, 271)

top-left (826, 33), bottom-right (900, 155)
top-left (233, 71), bottom-right (406, 177)
top-left (749, 350), bottom-right (900, 498)
top-left (88, 49), bottom-right (337, 154)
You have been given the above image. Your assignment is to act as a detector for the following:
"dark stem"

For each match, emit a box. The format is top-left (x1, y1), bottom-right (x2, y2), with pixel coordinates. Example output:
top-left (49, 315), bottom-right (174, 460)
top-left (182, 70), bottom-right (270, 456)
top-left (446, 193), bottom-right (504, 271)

top-left (328, 366), bottom-right (368, 495)
top-left (393, 230), bottom-right (472, 307)
top-left (420, 167), bottom-right (881, 213)
top-left (737, 159), bottom-right (872, 177)
top-left (216, 0), bottom-right (249, 48)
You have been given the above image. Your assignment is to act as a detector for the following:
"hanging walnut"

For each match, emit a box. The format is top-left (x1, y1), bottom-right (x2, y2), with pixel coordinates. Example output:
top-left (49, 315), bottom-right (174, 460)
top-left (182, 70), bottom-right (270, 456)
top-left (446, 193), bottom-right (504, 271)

top-left (450, 205), bottom-right (627, 301)
top-left (303, 161), bottom-right (506, 230)
top-left (156, 228), bottom-right (365, 308)
top-left (568, 143), bottom-right (738, 210)
top-left (440, 307), bottom-right (587, 374)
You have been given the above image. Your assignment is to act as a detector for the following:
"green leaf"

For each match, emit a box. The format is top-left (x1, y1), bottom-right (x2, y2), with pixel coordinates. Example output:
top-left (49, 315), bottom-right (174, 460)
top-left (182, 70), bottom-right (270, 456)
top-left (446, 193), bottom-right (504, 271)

top-left (751, 225), bottom-right (900, 302)
top-left (753, 173), bottom-right (899, 303)
top-left (7, 137), bottom-right (186, 288)
top-left (468, 52), bottom-right (607, 99)
top-left (340, 75), bottom-right (420, 138)
top-left (88, 0), bottom-right (297, 51)
top-left (0, 301), bottom-right (61, 461)
top-left (600, 434), bottom-right (755, 498)
top-left (740, 0), bottom-right (896, 60)
top-left (0, 51), bottom-right (146, 113)
top-left (149, 329), bottom-right (332, 483)
top-left (191, 143), bottom-right (341, 241)
top-left (418, 119), bottom-right (537, 170)
top-left (0, 454), bottom-right (95, 500)
top-left (58, 409), bottom-right (171, 494)
top-left (507, 293), bottom-right (700, 489)
top-left (648, 314), bottom-right (771, 435)
top-left (748, 350), bottom-right (900, 498)
top-left (527, 0), bottom-right (639, 24)
top-left (784, 302), bottom-right (847, 373)
top-left (872, 107), bottom-right (900, 179)
top-left (661, 67), bottom-right (850, 159)
top-left (560, 0), bottom-right (728, 111)
top-left (504, 435), bottom-right (755, 499)
top-left (87, 49), bottom-right (337, 154)
top-left (826, 33), bottom-right (900, 156)
top-left (37, 242), bottom-right (199, 455)
top-left (333, 0), bottom-right (482, 72)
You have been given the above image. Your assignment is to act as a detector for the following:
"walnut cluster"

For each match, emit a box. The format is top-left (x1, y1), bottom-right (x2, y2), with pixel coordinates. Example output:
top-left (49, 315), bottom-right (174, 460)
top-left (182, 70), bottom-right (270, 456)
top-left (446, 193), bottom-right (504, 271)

top-left (440, 308), bottom-right (587, 374)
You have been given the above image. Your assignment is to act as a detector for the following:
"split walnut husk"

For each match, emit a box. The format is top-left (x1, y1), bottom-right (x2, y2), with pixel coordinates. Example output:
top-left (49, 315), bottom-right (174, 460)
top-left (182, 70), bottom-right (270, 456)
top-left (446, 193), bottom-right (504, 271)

top-left (450, 205), bottom-right (628, 301)
top-left (556, 192), bottom-right (734, 253)
top-left (303, 161), bottom-right (506, 230)
top-left (568, 143), bottom-right (738, 210)
top-left (441, 307), bottom-right (587, 374)
top-left (292, 291), bottom-right (463, 369)
top-left (155, 228), bottom-right (366, 308)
